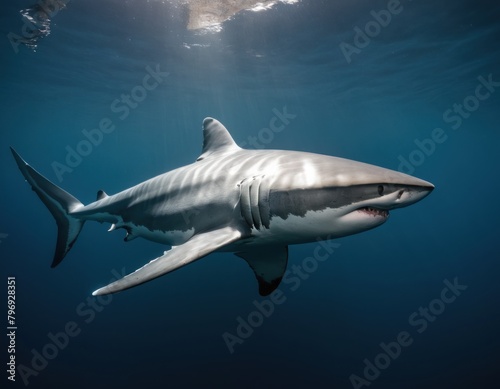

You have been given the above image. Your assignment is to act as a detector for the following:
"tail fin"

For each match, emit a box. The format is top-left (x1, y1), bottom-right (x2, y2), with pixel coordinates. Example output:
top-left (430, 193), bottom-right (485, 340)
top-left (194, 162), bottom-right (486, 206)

top-left (10, 147), bottom-right (85, 267)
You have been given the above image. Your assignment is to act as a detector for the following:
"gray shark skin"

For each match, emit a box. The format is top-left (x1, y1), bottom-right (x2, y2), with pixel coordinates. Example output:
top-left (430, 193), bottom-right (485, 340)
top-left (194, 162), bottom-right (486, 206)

top-left (11, 118), bottom-right (434, 296)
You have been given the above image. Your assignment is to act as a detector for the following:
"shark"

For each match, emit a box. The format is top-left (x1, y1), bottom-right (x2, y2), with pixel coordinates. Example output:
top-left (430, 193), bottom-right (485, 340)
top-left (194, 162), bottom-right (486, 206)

top-left (11, 118), bottom-right (434, 296)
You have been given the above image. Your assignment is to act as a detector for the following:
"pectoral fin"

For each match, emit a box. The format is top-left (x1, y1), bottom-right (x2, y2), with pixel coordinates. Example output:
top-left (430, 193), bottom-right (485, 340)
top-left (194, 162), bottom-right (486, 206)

top-left (92, 226), bottom-right (243, 295)
top-left (236, 246), bottom-right (288, 296)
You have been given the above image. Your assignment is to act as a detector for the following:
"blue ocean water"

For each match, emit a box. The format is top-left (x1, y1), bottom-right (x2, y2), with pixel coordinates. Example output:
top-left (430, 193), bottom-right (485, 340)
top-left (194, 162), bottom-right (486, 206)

top-left (1, 0), bottom-right (499, 388)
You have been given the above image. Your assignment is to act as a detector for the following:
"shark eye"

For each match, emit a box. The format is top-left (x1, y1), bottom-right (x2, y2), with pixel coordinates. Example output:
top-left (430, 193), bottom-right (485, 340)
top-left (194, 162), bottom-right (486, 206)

top-left (378, 185), bottom-right (384, 196)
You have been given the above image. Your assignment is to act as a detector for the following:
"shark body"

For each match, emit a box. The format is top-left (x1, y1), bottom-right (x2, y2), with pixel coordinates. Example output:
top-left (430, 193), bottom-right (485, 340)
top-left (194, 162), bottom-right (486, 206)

top-left (11, 118), bottom-right (434, 296)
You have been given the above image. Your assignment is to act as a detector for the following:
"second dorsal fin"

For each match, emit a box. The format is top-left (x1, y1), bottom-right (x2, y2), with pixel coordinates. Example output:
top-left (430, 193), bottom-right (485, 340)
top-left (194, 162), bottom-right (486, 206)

top-left (96, 190), bottom-right (108, 201)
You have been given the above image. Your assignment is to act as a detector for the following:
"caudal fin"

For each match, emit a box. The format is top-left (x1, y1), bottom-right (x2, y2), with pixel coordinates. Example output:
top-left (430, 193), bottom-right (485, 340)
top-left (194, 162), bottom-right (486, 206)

top-left (11, 147), bottom-right (85, 267)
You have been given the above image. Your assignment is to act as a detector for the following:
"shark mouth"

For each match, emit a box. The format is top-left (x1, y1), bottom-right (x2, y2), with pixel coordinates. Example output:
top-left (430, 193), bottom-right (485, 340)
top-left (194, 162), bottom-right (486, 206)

top-left (357, 207), bottom-right (389, 218)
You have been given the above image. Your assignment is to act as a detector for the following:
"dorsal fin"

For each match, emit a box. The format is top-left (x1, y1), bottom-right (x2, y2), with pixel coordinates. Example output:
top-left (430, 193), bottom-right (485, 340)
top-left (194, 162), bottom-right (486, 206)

top-left (96, 190), bottom-right (108, 201)
top-left (197, 118), bottom-right (240, 161)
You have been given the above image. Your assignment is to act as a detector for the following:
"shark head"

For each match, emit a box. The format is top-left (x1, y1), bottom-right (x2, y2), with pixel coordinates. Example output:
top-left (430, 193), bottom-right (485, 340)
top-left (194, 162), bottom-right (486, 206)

top-left (263, 154), bottom-right (434, 242)
top-left (331, 181), bottom-right (434, 235)
top-left (326, 160), bottom-right (434, 231)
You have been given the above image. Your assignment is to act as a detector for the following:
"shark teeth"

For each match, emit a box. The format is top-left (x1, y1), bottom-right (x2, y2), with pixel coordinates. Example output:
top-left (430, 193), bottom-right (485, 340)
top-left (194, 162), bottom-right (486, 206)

top-left (358, 207), bottom-right (389, 217)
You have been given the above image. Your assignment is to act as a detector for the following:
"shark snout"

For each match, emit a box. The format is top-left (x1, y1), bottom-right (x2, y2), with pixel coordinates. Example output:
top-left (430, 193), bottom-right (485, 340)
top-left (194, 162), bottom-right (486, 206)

top-left (384, 182), bottom-right (434, 210)
top-left (373, 168), bottom-right (434, 210)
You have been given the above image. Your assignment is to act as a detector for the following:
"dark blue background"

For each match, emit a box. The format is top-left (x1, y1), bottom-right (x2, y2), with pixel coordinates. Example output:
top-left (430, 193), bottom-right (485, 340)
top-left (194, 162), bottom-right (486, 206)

top-left (1, 0), bottom-right (499, 388)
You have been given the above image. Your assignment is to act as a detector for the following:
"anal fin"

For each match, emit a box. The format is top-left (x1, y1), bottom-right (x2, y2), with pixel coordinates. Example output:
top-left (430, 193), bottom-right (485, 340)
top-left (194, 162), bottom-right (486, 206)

top-left (236, 246), bottom-right (288, 296)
